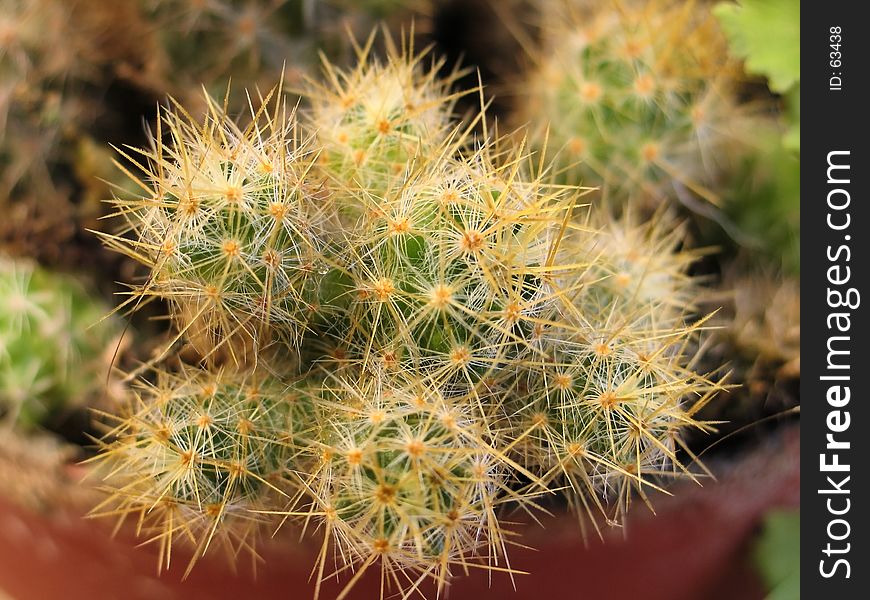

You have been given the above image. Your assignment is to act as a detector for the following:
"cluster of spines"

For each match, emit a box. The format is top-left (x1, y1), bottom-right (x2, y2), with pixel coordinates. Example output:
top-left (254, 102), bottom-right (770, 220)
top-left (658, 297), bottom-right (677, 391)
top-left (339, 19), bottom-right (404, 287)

top-left (317, 141), bottom-right (571, 396)
top-left (304, 33), bottom-right (466, 206)
top-left (0, 0), bottom-right (419, 263)
top-left (505, 319), bottom-right (718, 530)
top-left (560, 210), bottom-right (703, 330)
top-left (297, 372), bottom-right (515, 595)
top-left (93, 363), bottom-right (521, 592)
top-left (95, 33), bottom-right (720, 597)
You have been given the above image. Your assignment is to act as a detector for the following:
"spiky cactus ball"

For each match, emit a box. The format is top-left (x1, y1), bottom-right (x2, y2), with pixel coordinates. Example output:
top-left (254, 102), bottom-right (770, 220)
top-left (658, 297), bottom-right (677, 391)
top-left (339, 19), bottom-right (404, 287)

top-left (499, 209), bottom-right (716, 526)
top-left (517, 0), bottom-right (745, 207)
top-left (509, 323), bottom-right (715, 526)
top-left (563, 211), bottom-right (702, 330)
top-left (0, 256), bottom-right (120, 429)
top-left (305, 36), bottom-right (462, 206)
top-left (104, 91), bottom-right (336, 362)
top-left (91, 366), bottom-right (307, 570)
top-left (316, 144), bottom-right (570, 396)
top-left (297, 372), bottom-right (512, 592)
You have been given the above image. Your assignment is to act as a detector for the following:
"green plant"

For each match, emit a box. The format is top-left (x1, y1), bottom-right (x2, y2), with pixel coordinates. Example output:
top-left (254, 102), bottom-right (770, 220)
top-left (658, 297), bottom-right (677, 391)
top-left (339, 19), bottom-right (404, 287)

top-left (710, 0), bottom-right (800, 399)
top-left (92, 366), bottom-right (303, 572)
top-left (303, 34), bottom-right (464, 204)
top-left (102, 87), bottom-right (336, 364)
top-left (0, 256), bottom-right (121, 429)
top-left (753, 509), bottom-right (800, 600)
top-left (721, 126), bottom-right (800, 274)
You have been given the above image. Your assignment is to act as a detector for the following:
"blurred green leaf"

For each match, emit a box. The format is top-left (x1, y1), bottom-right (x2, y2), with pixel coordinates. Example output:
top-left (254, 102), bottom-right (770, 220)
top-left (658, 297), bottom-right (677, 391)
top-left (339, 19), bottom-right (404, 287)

top-left (754, 510), bottom-right (800, 600)
top-left (714, 0), bottom-right (800, 93)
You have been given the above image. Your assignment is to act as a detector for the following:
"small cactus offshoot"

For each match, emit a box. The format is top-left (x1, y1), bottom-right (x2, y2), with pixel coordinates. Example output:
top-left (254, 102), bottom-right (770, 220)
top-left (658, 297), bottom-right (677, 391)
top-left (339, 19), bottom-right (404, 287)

top-left (91, 366), bottom-right (303, 572)
top-left (298, 372), bottom-right (515, 594)
top-left (304, 33), bottom-right (465, 205)
top-left (102, 89), bottom-right (335, 363)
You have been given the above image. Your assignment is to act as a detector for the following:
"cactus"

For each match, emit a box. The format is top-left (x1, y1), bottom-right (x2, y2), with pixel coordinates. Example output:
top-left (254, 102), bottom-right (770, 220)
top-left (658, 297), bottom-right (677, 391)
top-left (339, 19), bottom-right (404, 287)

top-left (297, 371), bottom-right (514, 593)
top-left (94, 33), bottom-right (722, 596)
top-left (315, 143), bottom-right (572, 396)
top-left (304, 34), bottom-right (464, 206)
top-left (561, 210), bottom-right (702, 330)
top-left (515, 0), bottom-right (746, 208)
top-left (0, 256), bottom-right (121, 429)
top-left (501, 210), bottom-right (716, 528)
top-left (103, 89), bottom-right (336, 363)
top-left (507, 319), bottom-right (716, 529)
top-left (91, 366), bottom-right (307, 571)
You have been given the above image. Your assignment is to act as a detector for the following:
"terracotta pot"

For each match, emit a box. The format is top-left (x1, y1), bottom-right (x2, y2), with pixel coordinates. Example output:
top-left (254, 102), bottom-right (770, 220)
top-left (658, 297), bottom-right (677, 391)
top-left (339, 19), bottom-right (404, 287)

top-left (0, 426), bottom-right (798, 600)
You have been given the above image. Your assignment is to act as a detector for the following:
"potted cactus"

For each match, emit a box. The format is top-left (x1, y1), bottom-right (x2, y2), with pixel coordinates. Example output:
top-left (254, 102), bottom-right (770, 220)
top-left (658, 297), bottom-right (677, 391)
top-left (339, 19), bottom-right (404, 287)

top-left (0, 1), bottom-right (799, 599)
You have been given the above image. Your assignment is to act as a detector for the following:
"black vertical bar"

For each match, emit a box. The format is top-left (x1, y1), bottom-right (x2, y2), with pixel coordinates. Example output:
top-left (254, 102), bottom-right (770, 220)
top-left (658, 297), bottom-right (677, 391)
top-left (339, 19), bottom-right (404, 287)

top-left (803, 1), bottom-right (868, 597)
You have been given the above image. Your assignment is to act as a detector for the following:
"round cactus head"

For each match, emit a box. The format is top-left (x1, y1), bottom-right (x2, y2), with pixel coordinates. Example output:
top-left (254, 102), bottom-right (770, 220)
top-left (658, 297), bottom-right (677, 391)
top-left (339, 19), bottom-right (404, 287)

top-left (104, 88), bottom-right (336, 364)
top-left (90, 366), bottom-right (309, 571)
top-left (305, 33), bottom-right (465, 209)
top-left (561, 210), bottom-right (702, 333)
top-left (315, 141), bottom-right (577, 397)
top-left (296, 370), bottom-right (513, 593)
top-left (509, 326), bottom-right (717, 528)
